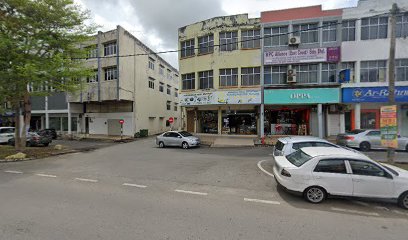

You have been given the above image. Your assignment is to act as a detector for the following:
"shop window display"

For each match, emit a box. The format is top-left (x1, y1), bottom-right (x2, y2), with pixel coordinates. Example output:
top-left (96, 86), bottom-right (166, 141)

top-left (199, 111), bottom-right (218, 134)
top-left (265, 108), bottom-right (310, 135)
top-left (222, 110), bottom-right (257, 135)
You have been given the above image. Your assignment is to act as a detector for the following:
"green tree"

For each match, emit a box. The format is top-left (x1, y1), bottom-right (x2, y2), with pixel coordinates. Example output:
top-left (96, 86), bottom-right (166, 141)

top-left (0, 0), bottom-right (95, 150)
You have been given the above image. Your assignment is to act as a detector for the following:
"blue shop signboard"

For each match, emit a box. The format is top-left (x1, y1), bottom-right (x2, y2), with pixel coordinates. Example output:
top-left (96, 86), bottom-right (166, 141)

top-left (342, 86), bottom-right (408, 103)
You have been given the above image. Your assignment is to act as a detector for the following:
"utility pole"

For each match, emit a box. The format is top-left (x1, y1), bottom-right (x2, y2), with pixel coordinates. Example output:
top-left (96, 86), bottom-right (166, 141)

top-left (387, 3), bottom-right (399, 163)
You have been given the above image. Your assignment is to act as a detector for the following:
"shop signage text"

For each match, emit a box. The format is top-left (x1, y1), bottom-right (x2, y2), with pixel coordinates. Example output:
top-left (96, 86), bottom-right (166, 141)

top-left (264, 88), bottom-right (340, 104)
top-left (342, 86), bottom-right (408, 103)
top-left (264, 47), bottom-right (340, 65)
top-left (380, 105), bottom-right (398, 149)
top-left (180, 90), bottom-right (261, 106)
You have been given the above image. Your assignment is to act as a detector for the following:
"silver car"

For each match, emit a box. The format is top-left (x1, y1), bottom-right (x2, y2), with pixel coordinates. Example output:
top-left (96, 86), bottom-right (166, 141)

top-left (156, 131), bottom-right (200, 149)
top-left (273, 136), bottom-right (346, 157)
top-left (337, 129), bottom-right (408, 152)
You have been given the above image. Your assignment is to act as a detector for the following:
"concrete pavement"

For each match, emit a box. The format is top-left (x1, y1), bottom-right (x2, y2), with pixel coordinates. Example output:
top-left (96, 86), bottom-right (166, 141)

top-left (1, 138), bottom-right (407, 239)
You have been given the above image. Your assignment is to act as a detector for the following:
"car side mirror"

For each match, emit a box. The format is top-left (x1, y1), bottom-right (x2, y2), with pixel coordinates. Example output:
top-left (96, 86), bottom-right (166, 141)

top-left (178, 136), bottom-right (182, 138)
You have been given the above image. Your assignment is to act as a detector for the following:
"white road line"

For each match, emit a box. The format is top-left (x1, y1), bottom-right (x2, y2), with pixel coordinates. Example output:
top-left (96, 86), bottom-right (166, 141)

top-left (392, 210), bottom-right (408, 216)
top-left (257, 160), bottom-right (275, 178)
top-left (4, 170), bottom-right (23, 174)
top-left (174, 189), bottom-right (208, 196)
top-left (122, 183), bottom-right (147, 188)
top-left (244, 198), bottom-right (281, 205)
top-left (331, 207), bottom-right (380, 216)
top-left (75, 178), bottom-right (98, 183)
top-left (36, 173), bottom-right (57, 178)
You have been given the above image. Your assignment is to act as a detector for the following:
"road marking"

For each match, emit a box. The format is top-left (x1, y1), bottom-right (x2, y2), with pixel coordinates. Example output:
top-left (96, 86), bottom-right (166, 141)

top-left (122, 183), bottom-right (147, 188)
top-left (244, 198), bottom-right (280, 205)
top-left (392, 210), bottom-right (408, 216)
top-left (331, 207), bottom-right (380, 216)
top-left (174, 189), bottom-right (208, 196)
top-left (4, 170), bottom-right (23, 174)
top-left (350, 200), bottom-right (371, 207)
top-left (374, 206), bottom-right (390, 211)
top-left (36, 173), bottom-right (57, 178)
top-left (257, 160), bottom-right (275, 178)
top-left (75, 178), bottom-right (98, 183)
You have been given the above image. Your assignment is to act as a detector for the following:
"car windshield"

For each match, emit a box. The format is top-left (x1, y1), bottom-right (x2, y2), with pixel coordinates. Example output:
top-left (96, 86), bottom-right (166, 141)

top-left (286, 149), bottom-right (313, 167)
top-left (179, 131), bottom-right (193, 137)
top-left (345, 129), bottom-right (366, 134)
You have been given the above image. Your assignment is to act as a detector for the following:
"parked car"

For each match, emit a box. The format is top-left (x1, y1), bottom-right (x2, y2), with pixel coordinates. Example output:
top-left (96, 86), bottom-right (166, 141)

top-left (37, 128), bottom-right (58, 139)
top-left (156, 131), bottom-right (200, 149)
top-left (0, 127), bottom-right (15, 144)
top-left (337, 129), bottom-right (408, 152)
top-left (8, 132), bottom-right (52, 147)
top-left (273, 147), bottom-right (408, 209)
top-left (273, 136), bottom-right (361, 157)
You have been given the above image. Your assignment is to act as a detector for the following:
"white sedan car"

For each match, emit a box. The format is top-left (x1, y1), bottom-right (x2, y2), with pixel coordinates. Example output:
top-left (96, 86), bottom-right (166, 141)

top-left (273, 147), bottom-right (408, 209)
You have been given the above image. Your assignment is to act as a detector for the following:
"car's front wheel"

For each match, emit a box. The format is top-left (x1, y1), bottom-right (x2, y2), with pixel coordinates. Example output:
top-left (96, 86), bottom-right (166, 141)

top-left (182, 142), bottom-right (189, 149)
top-left (158, 141), bottom-right (165, 148)
top-left (398, 192), bottom-right (408, 209)
top-left (304, 186), bottom-right (327, 204)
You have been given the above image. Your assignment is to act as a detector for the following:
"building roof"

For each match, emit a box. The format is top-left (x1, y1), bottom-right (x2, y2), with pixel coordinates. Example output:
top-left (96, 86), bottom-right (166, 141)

top-left (261, 5), bottom-right (342, 23)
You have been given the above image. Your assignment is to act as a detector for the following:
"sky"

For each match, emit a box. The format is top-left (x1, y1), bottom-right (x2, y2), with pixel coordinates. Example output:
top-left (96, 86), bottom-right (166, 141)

top-left (75, 0), bottom-right (359, 68)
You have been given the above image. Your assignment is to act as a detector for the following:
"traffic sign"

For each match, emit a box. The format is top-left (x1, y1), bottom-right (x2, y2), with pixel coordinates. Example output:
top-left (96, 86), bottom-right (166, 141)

top-left (168, 117), bottom-right (174, 124)
top-left (119, 119), bottom-right (125, 124)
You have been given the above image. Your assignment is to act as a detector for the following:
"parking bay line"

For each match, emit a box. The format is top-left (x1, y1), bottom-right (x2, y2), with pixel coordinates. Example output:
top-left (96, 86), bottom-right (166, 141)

top-left (244, 198), bottom-right (281, 205)
top-left (122, 183), bottom-right (147, 188)
top-left (257, 160), bottom-right (275, 178)
top-left (75, 178), bottom-right (98, 183)
top-left (36, 173), bottom-right (57, 178)
top-left (4, 170), bottom-right (23, 174)
top-left (174, 189), bottom-right (208, 196)
top-left (331, 207), bottom-right (380, 217)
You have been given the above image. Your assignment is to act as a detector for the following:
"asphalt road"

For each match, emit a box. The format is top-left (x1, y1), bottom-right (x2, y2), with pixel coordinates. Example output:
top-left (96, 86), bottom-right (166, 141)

top-left (1, 138), bottom-right (407, 240)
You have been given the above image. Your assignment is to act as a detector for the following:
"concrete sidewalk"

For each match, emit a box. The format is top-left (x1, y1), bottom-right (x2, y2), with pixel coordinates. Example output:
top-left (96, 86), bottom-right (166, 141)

top-left (196, 134), bottom-right (256, 147)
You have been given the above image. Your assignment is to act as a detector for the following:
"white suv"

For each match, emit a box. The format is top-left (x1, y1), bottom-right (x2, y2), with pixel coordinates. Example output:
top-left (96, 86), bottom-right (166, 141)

top-left (273, 136), bottom-right (341, 157)
top-left (0, 127), bottom-right (15, 144)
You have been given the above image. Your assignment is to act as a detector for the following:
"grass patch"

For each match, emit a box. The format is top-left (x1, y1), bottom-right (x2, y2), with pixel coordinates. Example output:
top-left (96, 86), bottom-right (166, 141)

top-left (0, 145), bottom-right (65, 160)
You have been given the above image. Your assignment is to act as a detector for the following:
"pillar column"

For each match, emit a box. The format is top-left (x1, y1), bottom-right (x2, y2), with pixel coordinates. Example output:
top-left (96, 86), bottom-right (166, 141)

top-left (354, 103), bottom-right (361, 129)
top-left (217, 107), bottom-right (222, 135)
top-left (339, 113), bottom-right (345, 133)
top-left (45, 96), bottom-right (49, 129)
top-left (318, 104), bottom-right (323, 138)
top-left (67, 102), bottom-right (72, 135)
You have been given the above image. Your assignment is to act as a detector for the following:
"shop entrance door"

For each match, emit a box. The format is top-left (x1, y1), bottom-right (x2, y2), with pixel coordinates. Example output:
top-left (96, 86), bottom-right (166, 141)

top-left (361, 110), bottom-right (380, 129)
top-left (187, 111), bottom-right (194, 133)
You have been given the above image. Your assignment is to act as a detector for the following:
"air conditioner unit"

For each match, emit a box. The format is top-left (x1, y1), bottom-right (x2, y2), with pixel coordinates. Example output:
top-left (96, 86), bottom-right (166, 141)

top-left (288, 36), bottom-right (301, 46)
top-left (287, 69), bottom-right (297, 83)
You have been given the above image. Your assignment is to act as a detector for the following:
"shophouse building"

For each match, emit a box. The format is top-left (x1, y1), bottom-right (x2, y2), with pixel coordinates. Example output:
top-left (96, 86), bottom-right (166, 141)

top-left (69, 26), bottom-right (181, 136)
top-left (178, 14), bottom-right (262, 135)
top-left (340, 0), bottom-right (408, 137)
top-left (261, 6), bottom-right (343, 138)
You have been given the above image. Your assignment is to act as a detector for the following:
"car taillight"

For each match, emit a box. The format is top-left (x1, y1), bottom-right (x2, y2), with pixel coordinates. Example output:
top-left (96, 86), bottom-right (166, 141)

top-left (281, 169), bottom-right (291, 177)
top-left (345, 136), bottom-right (354, 140)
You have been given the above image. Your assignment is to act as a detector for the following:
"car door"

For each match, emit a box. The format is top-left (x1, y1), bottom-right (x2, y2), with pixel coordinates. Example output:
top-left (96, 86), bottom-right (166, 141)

top-left (348, 160), bottom-right (394, 198)
top-left (172, 133), bottom-right (183, 147)
top-left (365, 130), bottom-right (381, 149)
top-left (0, 128), bottom-right (14, 143)
top-left (312, 159), bottom-right (353, 196)
top-left (162, 132), bottom-right (173, 146)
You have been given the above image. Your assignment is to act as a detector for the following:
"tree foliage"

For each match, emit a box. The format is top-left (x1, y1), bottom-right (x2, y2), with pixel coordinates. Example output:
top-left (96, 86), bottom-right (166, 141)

top-left (0, 0), bottom-right (96, 149)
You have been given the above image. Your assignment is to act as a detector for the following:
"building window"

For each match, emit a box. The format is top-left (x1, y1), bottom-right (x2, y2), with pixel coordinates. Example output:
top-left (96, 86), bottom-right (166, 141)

top-left (198, 34), bottom-right (214, 54)
top-left (360, 60), bottom-right (387, 82)
top-left (342, 20), bottom-right (356, 41)
top-left (174, 103), bottom-right (178, 111)
top-left (86, 45), bottom-right (98, 59)
top-left (293, 23), bottom-right (318, 44)
top-left (159, 65), bottom-right (164, 75)
top-left (198, 70), bottom-right (213, 89)
top-left (321, 63), bottom-right (337, 83)
top-left (361, 16), bottom-right (388, 40)
top-left (182, 73), bottom-right (195, 90)
top-left (148, 77), bottom-right (155, 89)
top-left (219, 31), bottom-right (238, 51)
top-left (159, 82), bottom-right (164, 92)
top-left (148, 58), bottom-right (155, 70)
top-left (241, 29), bottom-right (260, 49)
top-left (241, 67), bottom-right (260, 86)
top-left (322, 21), bottom-right (337, 42)
top-left (87, 70), bottom-right (99, 83)
top-left (167, 69), bottom-right (172, 80)
top-left (396, 59), bottom-right (408, 81)
top-left (396, 13), bottom-right (408, 38)
top-left (219, 68), bottom-right (238, 87)
top-left (103, 41), bottom-right (117, 56)
top-left (181, 39), bottom-right (195, 58)
top-left (166, 101), bottom-right (171, 111)
top-left (293, 64), bottom-right (318, 84)
top-left (104, 67), bottom-right (118, 81)
top-left (174, 89), bottom-right (178, 97)
top-left (341, 62), bottom-right (355, 82)
top-left (264, 66), bottom-right (287, 85)
top-left (167, 85), bottom-right (171, 95)
top-left (264, 26), bottom-right (289, 47)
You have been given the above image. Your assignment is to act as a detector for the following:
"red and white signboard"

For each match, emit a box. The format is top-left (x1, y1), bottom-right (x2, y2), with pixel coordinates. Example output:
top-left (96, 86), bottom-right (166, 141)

top-left (264, 47), bottom-right (340, 65)
top-left (119, 119), bottom-right (125, 124)
top-left (168, 117), bottom-right (174, 124)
